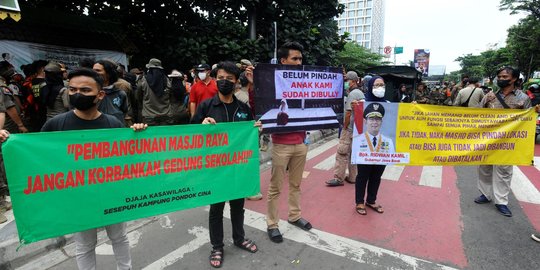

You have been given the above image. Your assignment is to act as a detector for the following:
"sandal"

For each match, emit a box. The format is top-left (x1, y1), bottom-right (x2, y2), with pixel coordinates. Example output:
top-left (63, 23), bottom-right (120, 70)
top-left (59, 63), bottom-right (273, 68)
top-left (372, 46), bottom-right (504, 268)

top-left (235, 238), bottom-right (258, 253)
top-left (288, 218), bottom-right (312, 230)
top-left (325, 178), bottom-right (344, 186)
top-left (366, 203), bottom-right (384, 213)
top-left (356, 204), bottom-right (367, 215)
top-left (209, 249), bottom-right (224, 268)
top-left (267, 228), bottom-right (283, 243)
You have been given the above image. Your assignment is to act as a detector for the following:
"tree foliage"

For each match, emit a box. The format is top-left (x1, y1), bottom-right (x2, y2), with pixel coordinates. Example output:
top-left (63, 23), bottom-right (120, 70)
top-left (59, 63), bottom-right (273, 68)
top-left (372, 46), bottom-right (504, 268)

top-left (455, 54), bottom-right (484, 79)
top-left (506, 15), bottom-right (540, 78)
top-left (20, 0), bottom-right (346, 71)
top-left (500, 0), bottom-right (540, 18)
top-left (454, 47), bottom-right (514, 81)
top-left (336, 41), bottom-right (383, 73)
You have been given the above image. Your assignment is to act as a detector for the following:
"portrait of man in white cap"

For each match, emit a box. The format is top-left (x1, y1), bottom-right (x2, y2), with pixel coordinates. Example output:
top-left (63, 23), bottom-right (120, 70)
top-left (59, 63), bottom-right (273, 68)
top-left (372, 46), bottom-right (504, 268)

top-left (356, 102), bottom-right (395, 153)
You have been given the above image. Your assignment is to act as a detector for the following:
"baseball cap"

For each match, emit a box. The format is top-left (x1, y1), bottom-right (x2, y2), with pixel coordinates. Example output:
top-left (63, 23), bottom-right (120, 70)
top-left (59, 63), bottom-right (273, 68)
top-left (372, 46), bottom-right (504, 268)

top-left (195, 63), bottom-right (211, 71)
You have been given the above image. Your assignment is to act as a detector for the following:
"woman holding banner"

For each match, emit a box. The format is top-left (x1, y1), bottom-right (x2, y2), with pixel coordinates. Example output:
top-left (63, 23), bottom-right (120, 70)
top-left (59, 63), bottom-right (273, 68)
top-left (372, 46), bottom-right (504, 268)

top-left (354, 76), bottom-right (391, 216)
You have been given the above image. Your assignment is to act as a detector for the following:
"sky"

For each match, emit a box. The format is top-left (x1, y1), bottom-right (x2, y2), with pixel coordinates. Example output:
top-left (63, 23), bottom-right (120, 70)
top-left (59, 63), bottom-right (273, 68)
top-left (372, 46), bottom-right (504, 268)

top-left (383, 0), bottom-right (525, 73)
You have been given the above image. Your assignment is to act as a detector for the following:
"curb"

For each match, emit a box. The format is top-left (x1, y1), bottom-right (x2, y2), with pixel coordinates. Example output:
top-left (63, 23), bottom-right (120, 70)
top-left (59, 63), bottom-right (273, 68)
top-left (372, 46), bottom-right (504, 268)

top-left (0, 129), bottom-right (338, 269)
top-left (0, 215), bottom-right (156, 269)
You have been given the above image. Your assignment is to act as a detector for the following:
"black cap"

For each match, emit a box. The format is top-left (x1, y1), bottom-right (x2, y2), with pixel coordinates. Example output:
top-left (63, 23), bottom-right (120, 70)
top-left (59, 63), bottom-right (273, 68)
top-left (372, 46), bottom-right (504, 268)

top-left (195, 63), bottom-right (211, 71)
top-left (363, 102), bottom-right (385, 119)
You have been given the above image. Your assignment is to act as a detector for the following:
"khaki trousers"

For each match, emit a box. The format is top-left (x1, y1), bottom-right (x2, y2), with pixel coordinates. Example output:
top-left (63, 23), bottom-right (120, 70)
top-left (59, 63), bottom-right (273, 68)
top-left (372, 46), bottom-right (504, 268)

top-left (267, 143), bottom-right (308, 229)
top-left (478, 165), bottom-right (513, 205)
top-left (333, 129), bottom-right (357, 181)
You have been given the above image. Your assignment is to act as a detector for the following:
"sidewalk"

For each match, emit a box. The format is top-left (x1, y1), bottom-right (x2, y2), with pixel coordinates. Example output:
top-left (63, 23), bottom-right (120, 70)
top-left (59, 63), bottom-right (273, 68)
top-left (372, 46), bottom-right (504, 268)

top-left (0, 129), bottom-right (338, 269)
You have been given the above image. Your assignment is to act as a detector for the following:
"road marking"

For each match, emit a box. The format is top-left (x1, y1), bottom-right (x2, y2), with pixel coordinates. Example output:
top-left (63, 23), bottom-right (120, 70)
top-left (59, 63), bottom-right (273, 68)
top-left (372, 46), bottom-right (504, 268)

top-left (96, 230), bottom-right (142, 255)
top-left (307, 139), bottom-right (338, 160)
top-left (313, 154), bottom-right (336, 171)
top-left (381, 165), bottom-right (405, 181)
top-left (302, 171), bottom-right (311, 179)
top-left (512, 166), bottom-right (540, 204)
top-left (534, 156), bottom-right (540, 171)
top-left (218, 206), bottom-right (459, 270)
top-left (142, 226), bottom-right (209, 270)
top-left (419, 166), bottom-right (443, 188)
top-left (159, 215), bottom-right (174, 229)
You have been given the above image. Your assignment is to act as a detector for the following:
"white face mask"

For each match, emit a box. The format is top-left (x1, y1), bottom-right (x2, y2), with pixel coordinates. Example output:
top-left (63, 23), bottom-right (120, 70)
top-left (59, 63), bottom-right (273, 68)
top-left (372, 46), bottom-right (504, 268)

top-left (191, 72), bottom-right (195, 78)
top-left (198, 72), bottom-right (207, 80)
top-left (373, 87), bottom-right (385, 98)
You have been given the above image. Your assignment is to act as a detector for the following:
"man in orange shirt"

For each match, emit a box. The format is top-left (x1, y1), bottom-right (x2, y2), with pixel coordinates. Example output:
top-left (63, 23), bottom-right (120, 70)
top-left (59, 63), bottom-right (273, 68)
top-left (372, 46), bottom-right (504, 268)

top-left (189, 64), bottom-right (218, 117)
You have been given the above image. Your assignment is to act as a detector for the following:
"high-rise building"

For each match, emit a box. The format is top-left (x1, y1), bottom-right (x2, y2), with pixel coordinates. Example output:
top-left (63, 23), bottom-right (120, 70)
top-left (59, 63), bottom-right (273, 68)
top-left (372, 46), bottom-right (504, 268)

top-left (336, 0), bottom-right (385, 53)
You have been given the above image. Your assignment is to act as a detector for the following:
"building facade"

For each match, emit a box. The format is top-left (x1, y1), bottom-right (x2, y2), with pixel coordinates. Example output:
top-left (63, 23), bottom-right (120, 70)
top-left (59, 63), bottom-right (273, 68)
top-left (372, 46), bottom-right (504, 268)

top-left (336, 0), bottom-right (385, 53)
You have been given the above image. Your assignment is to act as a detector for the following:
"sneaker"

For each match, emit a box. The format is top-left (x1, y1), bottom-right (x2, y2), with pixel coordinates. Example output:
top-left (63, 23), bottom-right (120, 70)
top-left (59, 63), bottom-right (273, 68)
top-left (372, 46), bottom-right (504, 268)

top-left (0, 213), bottom-right (6, 224)
top-left (495, 204), bottom-right (512, 217)
top-left (532, 233), bottom-right (540, 243)
top-left (247, 192), bottom-right (263, 201)
top-left (474, 194), bottom-right (491, 204)
top-left (0, 201), bottom-right (11, 212)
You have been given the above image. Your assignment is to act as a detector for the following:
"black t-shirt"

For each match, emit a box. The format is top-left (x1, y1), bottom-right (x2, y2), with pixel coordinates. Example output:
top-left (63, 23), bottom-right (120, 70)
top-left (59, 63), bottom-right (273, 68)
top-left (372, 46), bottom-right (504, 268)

top-left (223, 101), bottom-right (238, 122)
top-left (41, 111), bottom-right (124, 132)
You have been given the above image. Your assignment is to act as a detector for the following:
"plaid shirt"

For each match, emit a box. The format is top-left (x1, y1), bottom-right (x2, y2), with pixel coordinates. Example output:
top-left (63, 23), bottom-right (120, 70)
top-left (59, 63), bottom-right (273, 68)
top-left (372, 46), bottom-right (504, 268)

top-left (479, 89), bottom-right (531, 109)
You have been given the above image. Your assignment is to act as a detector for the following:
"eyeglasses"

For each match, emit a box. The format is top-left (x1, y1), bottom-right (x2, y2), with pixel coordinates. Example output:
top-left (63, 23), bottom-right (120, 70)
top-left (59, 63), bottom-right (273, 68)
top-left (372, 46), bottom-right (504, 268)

top-left (373, 84), bottom-right (385, 87)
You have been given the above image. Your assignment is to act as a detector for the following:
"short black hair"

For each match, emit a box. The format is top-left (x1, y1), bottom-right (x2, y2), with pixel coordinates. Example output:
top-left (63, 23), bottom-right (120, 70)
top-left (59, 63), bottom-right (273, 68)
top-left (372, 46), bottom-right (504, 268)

top-left (68, 68), bottom-right (104, 89)
top-left (497, 66), bottom-right (521, 87)
top-left (95, 59), bottom-right (119, 84)
top-left (468, 78), bottom-right (480, 84)
top-left (278, 41), bottom-right (304, 62)
top-left (21, 64), bottom-right (36, 77)
top-left (497, 66), bottom-right (520, 79)
top-left (216, 61), bottom-right (241, 80)
top-left (79, 58), bottom-right (95, 69)
top-left (32, 59), bottom-right (48, 70)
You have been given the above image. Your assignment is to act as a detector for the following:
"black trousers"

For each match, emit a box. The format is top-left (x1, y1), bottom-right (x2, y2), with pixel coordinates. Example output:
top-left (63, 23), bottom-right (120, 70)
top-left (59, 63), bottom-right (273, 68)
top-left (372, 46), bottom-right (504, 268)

top-left (209, 198), bottom-right (245, 250)
top-left (355, 164), bottom-right (386, 205)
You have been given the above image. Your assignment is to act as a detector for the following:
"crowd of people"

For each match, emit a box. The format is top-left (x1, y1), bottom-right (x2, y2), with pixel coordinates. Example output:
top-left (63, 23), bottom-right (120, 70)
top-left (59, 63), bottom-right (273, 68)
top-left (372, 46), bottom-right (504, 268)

top-left (1, 40), bottom-right (540, 269)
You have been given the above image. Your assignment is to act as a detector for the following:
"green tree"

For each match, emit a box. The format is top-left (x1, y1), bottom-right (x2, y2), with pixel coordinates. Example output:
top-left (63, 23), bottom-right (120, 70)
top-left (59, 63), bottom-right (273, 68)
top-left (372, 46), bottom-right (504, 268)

top-left (20, 0), bottom-right (346, 71)
top-left (444, 70), bottom-right (462, 83)
top-left (455, 54), bottom-right (484, 78)
top-left (500, 0), bottom-right (540, 17)
top-left (480, 47), bottom-right (514, 81)
top-left (336, 41), bottom-right (383, 73)
top-left (506, 16), bottom-right (540, 79)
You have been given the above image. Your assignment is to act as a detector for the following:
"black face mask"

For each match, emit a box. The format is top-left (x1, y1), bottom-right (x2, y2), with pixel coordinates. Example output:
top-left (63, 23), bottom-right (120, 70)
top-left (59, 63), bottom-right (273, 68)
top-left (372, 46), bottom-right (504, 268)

top-left (69, 93), bottom-right (98, 111)
top-left (217, 80), bottom-right (235, 95)
top-left (497, 79), bottom-right (512, 89)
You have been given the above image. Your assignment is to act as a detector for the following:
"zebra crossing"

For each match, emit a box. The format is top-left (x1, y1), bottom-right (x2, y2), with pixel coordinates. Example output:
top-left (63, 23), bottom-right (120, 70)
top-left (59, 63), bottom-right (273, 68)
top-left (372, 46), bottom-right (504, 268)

top-left (309, 139), bottom-right (540, 205)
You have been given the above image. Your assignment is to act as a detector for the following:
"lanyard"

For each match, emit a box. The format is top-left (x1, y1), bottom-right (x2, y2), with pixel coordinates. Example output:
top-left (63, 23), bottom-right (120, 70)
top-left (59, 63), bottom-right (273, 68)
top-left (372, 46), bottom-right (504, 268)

top-left (365, 133), bottom-right (382, 152)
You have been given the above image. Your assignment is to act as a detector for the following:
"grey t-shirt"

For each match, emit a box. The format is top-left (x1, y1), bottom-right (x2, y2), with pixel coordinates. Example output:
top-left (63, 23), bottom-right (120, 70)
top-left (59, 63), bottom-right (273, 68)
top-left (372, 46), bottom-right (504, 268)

top-left (345, 88), bottom-right (365, 131)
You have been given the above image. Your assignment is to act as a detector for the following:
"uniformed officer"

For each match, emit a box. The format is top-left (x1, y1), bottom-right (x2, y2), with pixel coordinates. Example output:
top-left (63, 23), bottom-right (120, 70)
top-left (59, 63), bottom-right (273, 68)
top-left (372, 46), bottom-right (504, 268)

top-left (356, 102), bottom-right (395, 154)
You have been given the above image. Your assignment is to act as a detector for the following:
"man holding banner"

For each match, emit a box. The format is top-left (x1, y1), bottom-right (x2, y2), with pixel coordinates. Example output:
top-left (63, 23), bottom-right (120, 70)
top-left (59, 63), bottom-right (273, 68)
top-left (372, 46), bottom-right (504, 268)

top-left (266, 41), bottom-right (312, 243)
top-left (40, 68), bottom-right (148, 270)
top-left (192, 61), bottom-right (260, 268)
top-left (475, 66), bottom-right (531, 217)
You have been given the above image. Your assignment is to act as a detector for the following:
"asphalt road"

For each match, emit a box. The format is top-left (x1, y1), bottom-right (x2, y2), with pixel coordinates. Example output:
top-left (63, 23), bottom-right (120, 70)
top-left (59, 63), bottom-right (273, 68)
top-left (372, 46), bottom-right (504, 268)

top-left (18, 137), bottom-right (540, 270)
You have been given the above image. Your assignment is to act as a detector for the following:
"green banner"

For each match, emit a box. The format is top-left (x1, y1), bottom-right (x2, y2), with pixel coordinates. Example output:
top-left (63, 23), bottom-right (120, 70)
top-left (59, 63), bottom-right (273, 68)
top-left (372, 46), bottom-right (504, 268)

top-left (2, 121), bottom-right (260, 244)
top-left (394, 47), bottom-right (403, 54)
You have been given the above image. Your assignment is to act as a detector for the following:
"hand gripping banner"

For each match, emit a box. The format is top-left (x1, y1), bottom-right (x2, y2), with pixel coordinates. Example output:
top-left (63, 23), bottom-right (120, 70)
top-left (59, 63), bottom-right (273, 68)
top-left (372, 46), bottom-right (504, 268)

top-left (2, 122), bottom-right (260, 244)
top-left (352, 103), bottom-right (535, 166)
